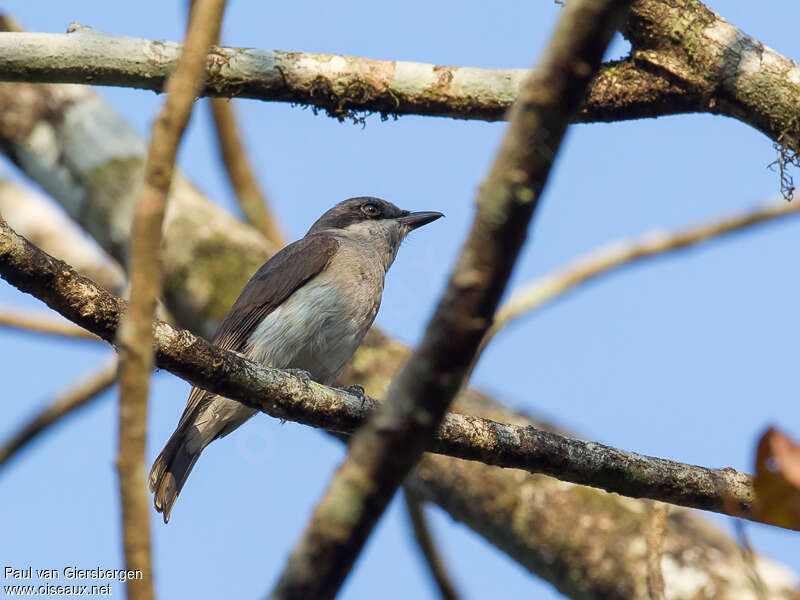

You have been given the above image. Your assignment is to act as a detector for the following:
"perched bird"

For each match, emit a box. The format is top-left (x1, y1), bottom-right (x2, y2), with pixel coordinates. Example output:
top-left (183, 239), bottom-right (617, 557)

top-left (149, 197), bottom-right (443, 522)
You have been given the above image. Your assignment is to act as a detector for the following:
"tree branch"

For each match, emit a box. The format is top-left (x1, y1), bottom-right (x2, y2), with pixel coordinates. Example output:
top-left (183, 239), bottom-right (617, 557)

top-left (0, 358), bottom-right (118, 469)
top-left (0, 26), bottom-right (696, 124)
top-left (646, 502), bottom-right (669, 600)
top-left (406, 421), bottom-right (797, 599)
top-left (0, 304), bottom-right (100, 341)
top-left (208, 99), bottom-right (286, 247)
top-left (468, 198), bottom-right (800, 379)
top-left (403, 488), bottom-right (460, 600)
top-left (2, 0), bottom-right (800, 154)
top-left (0, 214), bottom-right (772, 528)
top-left (625, 0), bottom-right (800, 154)
top-left (0, 177), bottom-right (125, 294)
top-left (114, 2), bottom-right (226, 599)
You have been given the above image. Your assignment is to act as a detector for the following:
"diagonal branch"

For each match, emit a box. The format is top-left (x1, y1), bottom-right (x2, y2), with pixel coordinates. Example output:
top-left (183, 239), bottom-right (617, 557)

top-left (0, 215), bottom-right (770, 528)
top-left (0, 304), bottom-right (100, 341)
top-left (271, 2), bottom-right (634, 598)
top-left (0, 177), bottom-right (125, 294)
top-left (0, 358), bottom-right (118, 469)
top-left (114, 2), bottom-right (226, 599)
top-left (468, 198), bottom-right (800, 379)
top-left (403, 488), bottom-right (460, 600)
top-left (209, 99), bottom-right (286, 247)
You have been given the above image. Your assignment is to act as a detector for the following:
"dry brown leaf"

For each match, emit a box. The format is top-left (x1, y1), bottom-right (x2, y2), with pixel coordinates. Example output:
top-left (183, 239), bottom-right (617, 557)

top-left (752, 427), bottom-right (800, 529)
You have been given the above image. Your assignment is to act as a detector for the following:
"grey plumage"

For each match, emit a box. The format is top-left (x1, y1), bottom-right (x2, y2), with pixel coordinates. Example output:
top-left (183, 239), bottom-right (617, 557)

top-left (149, 197), bottom-right (442, 522)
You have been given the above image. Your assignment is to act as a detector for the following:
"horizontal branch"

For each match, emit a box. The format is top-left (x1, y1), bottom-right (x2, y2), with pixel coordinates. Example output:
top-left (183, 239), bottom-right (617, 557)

top-left (1, 2), bottom-right (799, 155)
top-left (0, 25), bottom-right (697, 125)
top-left (0, 214), bottom-right (777, 529)
top-left (0, 26), bottom-right (524, 121)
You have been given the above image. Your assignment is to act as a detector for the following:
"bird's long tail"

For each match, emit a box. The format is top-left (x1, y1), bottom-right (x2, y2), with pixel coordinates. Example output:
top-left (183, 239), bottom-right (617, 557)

top-left (148, 422), bottom-right (202, 524)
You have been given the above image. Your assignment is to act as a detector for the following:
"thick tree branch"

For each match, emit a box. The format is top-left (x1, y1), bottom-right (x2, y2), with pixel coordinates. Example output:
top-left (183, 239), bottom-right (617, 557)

top-left (0, 26), bottom-right (525, 122)
top-left (0, 177), bottom-right (125, 294)
top-left (0, 28), bottom-right (695, 124)
top-left (0, 215), bottom-right (772, 528)
top-left (625, 0), bottom-right (800, 154)
top-left (115, 2), bottom-right (226, 599)
top-left (2, 0), bottom-right (800, 154)
top-left (406, 423), bottom-right (796, 600)
top-left (0, 358), bottom-right (118, 469)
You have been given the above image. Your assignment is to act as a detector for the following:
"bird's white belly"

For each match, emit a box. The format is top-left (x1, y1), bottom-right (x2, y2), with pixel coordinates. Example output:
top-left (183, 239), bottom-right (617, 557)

top-left (244, 275), bottom-right (379, 385)
top-left (190, 250), bottom-right (382, 447)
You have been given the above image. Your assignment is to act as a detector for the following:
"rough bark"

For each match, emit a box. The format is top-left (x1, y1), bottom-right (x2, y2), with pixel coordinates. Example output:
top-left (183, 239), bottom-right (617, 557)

top-left (624, 0), bottom-right (800, 154)
top-left (408, 433), bottom-right (797, 600)
top-left (1, 0), bottom-right (800, 153)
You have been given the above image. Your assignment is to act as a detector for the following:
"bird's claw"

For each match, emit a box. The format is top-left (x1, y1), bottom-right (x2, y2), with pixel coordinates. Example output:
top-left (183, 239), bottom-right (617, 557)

top-left (338, 384), bottom-right (368, 408)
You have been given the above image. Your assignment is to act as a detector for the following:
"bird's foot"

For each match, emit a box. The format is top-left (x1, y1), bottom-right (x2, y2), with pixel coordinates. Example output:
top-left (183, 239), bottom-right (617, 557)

top-left (338, 384), bottom-right (368, 408)
top-left (285, 368), bottom-right (311, 384)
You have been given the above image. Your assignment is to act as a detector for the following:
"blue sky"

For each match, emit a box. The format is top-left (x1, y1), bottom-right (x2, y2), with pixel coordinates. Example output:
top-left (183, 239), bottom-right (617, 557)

top-left (2, 1), bottom-right (800, 598)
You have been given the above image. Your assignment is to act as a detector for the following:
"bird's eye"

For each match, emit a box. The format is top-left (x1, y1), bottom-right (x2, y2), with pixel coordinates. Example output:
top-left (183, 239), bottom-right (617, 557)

top-left (361, 203), bottom-right (381, 218)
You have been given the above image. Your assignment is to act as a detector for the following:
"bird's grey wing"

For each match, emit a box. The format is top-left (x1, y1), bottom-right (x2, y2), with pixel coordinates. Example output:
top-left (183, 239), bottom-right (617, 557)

top-left (176, 234), bottom-right (340, 427)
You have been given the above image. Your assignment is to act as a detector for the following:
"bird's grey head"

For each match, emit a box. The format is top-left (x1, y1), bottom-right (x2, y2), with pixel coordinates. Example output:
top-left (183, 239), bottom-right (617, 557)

top-left (307, 197), bottom-right (443, 270)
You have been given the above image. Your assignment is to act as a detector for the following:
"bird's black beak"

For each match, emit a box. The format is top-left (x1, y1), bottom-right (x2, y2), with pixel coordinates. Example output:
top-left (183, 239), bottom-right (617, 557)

top-left (398, 211), bottom-right (444, 230)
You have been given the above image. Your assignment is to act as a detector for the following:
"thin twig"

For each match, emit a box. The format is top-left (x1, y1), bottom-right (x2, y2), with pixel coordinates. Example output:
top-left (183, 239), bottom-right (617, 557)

top-left (403, 488), bottom-right (460, 600)
top-left (467, 199), bottom-right (800, 379)
top-left (646, 502), bottom-right (669, 600)
top-left (0, 304), bottom-right (100, 341)
top-left (734, 521), bottom-right (769, 600)
top-left (209, 98), bottom-right (286, 247)
top-left (114, 2), bottom-right (226, 599)
top-left (0, 358), bottom-right (118, 469)
top-left (0, 215), bottom-right (776, 530)
top-left (270, 2), bottom-right (633, 598)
